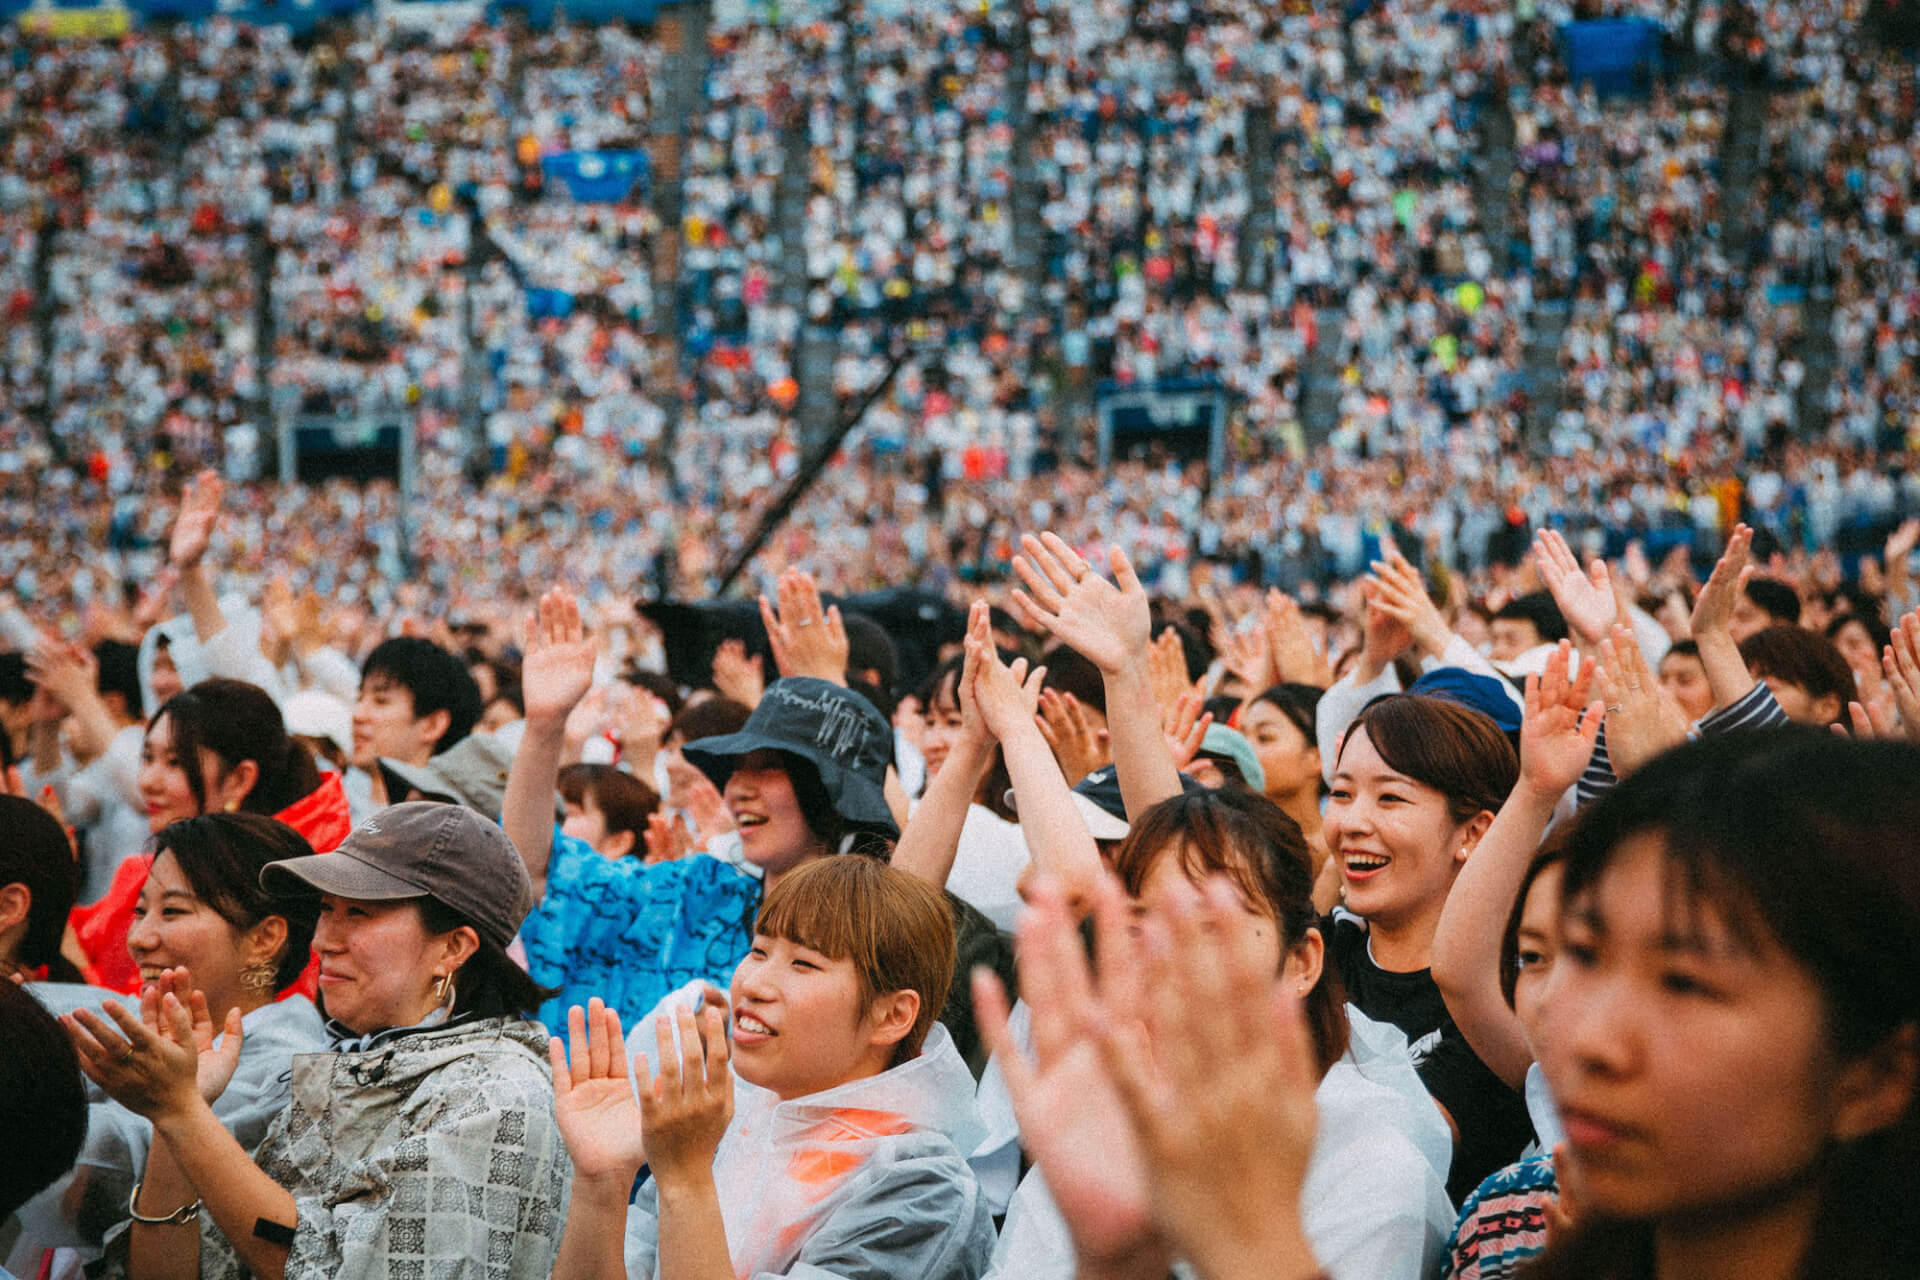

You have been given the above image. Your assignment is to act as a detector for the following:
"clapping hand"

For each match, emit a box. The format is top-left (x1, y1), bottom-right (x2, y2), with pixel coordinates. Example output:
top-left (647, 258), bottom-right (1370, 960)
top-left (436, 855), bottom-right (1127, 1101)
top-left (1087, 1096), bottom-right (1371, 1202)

top-left (711, 638), bottom-right (767, 707)
top-left (549, 1000), bottom-right (649, 1183)
top-left (1037, 689), bottom-right (1110, 787)
top-left (1690, 524), bottom-right (1754, 642)
top-left (65, 967), bottom-right (241, 1119)
top-left (969, 621), bottom-right (1046, 746)
top-left (638, 1004), bottom-right (735, 1184)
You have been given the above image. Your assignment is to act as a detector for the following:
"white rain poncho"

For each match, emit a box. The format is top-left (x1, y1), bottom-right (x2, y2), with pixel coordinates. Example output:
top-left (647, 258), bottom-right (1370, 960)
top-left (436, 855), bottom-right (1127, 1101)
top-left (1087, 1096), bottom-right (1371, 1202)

top-left (195, 1016), bottom-right (571, 1280)
top-left (989, 1007), bottom-right (1455, 1280)
top-left (12, 989), bottom-right (324, 1275)
top-left (622, 1022), bottom-right (995, 1280)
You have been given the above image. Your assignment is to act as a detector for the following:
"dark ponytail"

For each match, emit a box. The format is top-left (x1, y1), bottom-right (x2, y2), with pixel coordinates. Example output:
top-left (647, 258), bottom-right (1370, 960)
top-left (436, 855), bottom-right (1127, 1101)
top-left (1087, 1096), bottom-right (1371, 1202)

top-left (0, 797), bottom-right (83, 983)
top-left (150, 679), bottom-right (322, 817)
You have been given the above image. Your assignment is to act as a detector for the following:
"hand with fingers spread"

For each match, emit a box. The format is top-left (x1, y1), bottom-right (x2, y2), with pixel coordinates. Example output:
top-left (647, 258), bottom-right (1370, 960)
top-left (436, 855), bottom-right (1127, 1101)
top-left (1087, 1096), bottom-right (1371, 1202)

top-left (168, 469), bottom-right (224, 571)
top-left (25, 637), bottom-right (99, 711)
top-left (1595, 625), bottom-right (1690, 778)
top-left (1518, 642), bottom-right (1605, 804)
top-left (1037, 689), bottom-right (1110, 787)
top-left (1366, 553), bottom-right (1452, 660)
top-left (549, 999), bottom-right (650, 1183)
top-left (1263, 589), bottom-right (1333, 689)
top-left (1214, 620), bottom-right (1272, 692)
top-left (522, 587), bottom-right (598, 729)
top-left (1532, 530), bottom-right (1617, 646)
top-left (1097, 877), bottom-right (1324, 1280)
top-left (974, 880), bottom-right (1159, 1274)
top-left (1011, 534), bottom-right (1151, 676)
top-left (1161, 689), bottom-right (1213, 770)
top-left (639, 1004), bottom-right (735, 1184)
top-left (711, 638), bottom-right (767, 709)
top-left (65, 975), bottom-right (239, 1120)
top-left (1880, 611), bottom-right (1920, 742)
top-left (759, 569), bottom-right (849, 685)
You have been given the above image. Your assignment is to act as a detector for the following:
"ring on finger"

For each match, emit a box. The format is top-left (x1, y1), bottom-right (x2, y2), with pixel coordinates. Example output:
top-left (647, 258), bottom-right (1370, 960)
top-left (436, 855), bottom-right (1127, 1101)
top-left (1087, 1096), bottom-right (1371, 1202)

top-left (794, 618), bottom-right (813, 628)
top-left (116, 1047), bottom-right (135, 1064)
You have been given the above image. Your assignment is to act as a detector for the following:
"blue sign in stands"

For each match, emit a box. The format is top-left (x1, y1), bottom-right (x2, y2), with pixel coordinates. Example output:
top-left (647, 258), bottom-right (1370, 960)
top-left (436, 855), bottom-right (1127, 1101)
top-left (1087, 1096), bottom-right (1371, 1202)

top-left (1559, 18), bottom-right (1667, 97)
top-left (540, 150), bottom-right (652, 203)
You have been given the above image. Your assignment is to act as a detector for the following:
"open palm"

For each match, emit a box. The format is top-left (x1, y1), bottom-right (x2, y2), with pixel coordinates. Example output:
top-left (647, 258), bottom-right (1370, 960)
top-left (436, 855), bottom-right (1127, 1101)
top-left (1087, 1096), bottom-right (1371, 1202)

top-left (169, 469), bottom-right (223, 569)
top-left (549, 1000), bottom-right (649, 1181)
top-left (522, 587), bottom-right (597, 725)
top-left (1011, 533), bottom-right (1150, 675)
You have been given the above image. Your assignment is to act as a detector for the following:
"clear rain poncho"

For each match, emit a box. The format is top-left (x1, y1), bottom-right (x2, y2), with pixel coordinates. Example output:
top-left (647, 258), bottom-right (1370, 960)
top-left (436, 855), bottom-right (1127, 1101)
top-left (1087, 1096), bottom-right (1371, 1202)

top-left (987, 1006), bottom-right (1456, 1280)
top-left (622, 1022), bottom-right (996, 1280)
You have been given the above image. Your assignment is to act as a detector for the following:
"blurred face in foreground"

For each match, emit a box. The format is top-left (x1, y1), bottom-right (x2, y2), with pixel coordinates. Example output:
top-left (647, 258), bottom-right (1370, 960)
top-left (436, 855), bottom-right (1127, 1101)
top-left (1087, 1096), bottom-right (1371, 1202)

top-left (1539, 834), bottom-right (1907, 1227)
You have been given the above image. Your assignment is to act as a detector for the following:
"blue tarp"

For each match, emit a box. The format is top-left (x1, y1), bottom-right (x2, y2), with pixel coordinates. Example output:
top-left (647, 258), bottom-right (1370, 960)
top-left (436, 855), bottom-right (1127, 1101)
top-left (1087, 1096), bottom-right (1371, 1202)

top-left (540, 149), bottom-right (651, 203)
top-left (1559, 18), bottom-right (1665, 97)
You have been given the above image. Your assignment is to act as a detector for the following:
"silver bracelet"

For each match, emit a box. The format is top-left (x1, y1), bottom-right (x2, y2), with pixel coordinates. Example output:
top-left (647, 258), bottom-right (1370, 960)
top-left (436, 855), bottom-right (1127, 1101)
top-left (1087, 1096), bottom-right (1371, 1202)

top-left (128, 1179), bottom-right (203, 1226)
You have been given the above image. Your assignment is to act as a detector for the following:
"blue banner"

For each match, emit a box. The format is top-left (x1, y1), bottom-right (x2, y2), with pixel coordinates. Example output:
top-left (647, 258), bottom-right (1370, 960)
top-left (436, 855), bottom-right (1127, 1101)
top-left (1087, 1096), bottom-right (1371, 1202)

top-left (540, 150), bottom-right (651, 203)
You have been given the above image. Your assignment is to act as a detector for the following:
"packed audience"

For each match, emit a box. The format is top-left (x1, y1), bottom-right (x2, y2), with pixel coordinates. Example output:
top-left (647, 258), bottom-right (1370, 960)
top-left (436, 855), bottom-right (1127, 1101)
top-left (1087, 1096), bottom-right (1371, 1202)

top-left (5, 2), bottom-right (1920, 1278)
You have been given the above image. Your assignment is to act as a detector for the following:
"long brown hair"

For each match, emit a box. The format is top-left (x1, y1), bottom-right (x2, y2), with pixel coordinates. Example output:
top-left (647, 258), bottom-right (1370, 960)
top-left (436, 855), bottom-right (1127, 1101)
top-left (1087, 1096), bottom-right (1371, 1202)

top-left (1110, 789), bottom-right (1349, 1073)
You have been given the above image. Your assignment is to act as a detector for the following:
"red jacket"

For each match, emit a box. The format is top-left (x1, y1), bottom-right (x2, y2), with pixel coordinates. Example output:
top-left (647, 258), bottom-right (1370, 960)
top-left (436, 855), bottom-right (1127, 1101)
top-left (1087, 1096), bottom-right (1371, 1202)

top-left (71, 772), bottom-right (353, 996)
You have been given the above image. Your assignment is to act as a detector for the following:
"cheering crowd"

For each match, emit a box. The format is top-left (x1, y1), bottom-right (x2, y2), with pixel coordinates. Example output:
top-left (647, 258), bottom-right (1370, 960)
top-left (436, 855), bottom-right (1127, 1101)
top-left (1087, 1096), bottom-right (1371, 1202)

top-left (2, 449), bottom-right (1920, 1280)
top-left (5, 0), bottom-right (1920, 1277)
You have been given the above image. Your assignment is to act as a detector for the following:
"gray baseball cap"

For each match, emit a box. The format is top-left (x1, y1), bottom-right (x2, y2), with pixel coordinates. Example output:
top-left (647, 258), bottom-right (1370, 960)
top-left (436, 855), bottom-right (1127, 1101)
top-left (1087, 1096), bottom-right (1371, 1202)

top-left (378, 734), bottom-right (513, 818)
top-left (260, 802), bottom-right (533, 951)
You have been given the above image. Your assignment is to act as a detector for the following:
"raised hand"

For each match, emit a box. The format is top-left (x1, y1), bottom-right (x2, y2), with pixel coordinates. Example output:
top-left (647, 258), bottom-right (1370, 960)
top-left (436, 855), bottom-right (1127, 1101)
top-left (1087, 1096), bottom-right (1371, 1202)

top-left (1263, 589), bottom-right (1333, 689)
top-left (549, 1000), bottom-right (650, 1182)
top-left (974, 879), bottom-right (1160, 1271)
top-left (970, 633), bottom-right (1046, 746)
top-left (1011, 534), bottom-right (1151, 676)
top-left (711, 638), bottom-right (767, 708)
top-left (1146, 630), bottom-right (1195, 723)
top-left (1366, 552), bottom-right (1451, 659)
top-left (1037, 689), bottom-right (1110, 787)
top-left (154, 967), bottom-right (244, 1104)
top-left (642, 811), bottom-right (695, 863)
top-left (1533, 530), bottom-right (1617, 646)
top-left (1517, 642), bottom-right (1604, 803)
top-left (1879, 610), bottom-right (1920, 743)
top-left (1098, 877), bottom-right (1322, 1279)
top-left (1595, 625), bottom-right (1690, 778)
top-left (1690, 524), bottom-right (1754, 642)
top-left (1162, 688), bottom-right (1213, 769)
top-left (1215, 619), bottom-right (1272, 692)
top-left (1887, 518), bottom-right (1920, 572)
top-left (168, 469), bottom-right (223, 571)
top-left (638, 1004), bottom-right (735, 1184)
top-left (25, 637), bottom-right (99, 710)
top-left (1357, 579), bottom-right (1413, 680)
top-left (522, 586), bottom-right (597, 728)
top-left (759, 569), bottom-right (849, 684)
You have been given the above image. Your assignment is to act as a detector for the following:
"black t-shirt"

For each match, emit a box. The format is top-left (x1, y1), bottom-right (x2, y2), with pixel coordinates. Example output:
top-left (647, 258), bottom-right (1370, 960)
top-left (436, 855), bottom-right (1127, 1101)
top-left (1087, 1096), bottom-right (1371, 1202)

top-left (1325, 909), bottom-right (1535, 1204)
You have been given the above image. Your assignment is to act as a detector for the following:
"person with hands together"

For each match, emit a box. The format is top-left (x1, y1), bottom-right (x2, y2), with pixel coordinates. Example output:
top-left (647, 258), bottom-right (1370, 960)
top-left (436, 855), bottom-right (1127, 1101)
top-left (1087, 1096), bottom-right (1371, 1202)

top-left (981, 846), bottom-right (1452, 1280)
top-left (551, 856), bottom-right (997, 1280)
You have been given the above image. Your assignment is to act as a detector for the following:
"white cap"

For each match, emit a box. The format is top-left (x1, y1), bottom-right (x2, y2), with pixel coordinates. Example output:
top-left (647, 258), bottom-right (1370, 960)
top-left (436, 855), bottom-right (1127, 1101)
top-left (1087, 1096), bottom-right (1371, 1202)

top-left (283, 689), bottom-right (353, 759)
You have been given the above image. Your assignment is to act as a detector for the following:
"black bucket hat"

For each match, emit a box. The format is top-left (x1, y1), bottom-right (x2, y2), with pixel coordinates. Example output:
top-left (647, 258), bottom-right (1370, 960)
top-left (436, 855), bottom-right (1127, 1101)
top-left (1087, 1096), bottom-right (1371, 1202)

top-left (682, 677), bottom-right (897, 838)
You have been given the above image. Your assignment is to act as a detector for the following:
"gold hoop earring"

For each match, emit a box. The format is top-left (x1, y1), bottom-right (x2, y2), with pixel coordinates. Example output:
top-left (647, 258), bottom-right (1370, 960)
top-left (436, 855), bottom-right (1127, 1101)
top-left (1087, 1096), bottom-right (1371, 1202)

top-left (242, 963), bottom-right (277, 993)
top-left (223, 798), bottom-right (240, 813)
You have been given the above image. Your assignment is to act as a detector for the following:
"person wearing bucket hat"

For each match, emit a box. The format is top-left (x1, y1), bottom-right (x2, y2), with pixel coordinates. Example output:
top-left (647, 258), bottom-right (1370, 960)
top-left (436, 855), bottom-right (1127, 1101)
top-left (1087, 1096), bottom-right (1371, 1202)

top-left (377, 732), bottom-right (515, 819)
top-left (70, 801), bottom-right (571, 1280)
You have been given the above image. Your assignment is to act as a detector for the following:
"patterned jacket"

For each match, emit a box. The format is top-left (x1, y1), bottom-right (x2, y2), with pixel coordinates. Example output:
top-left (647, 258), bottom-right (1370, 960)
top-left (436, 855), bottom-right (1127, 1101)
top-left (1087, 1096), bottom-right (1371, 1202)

top-left (198, 1016), bottom-right (571, 1280)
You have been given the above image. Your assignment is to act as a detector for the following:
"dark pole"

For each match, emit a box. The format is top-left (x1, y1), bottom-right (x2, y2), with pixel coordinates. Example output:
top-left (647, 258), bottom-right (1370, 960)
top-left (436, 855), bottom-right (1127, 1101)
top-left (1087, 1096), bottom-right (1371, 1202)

top-left (249, 219), bottom-right (278, 476)
top-left (714, 345), bottom-right (910, 595)
top-left (31, 209), bottom-right (59, 461)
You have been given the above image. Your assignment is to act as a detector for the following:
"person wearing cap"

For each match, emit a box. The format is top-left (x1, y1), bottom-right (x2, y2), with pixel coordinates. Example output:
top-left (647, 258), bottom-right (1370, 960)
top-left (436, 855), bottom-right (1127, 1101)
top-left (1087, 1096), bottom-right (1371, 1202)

top-left (1182, 723), bottom-right (1267, 793)
top-left (65, 802), bottom-right (571, 1280)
